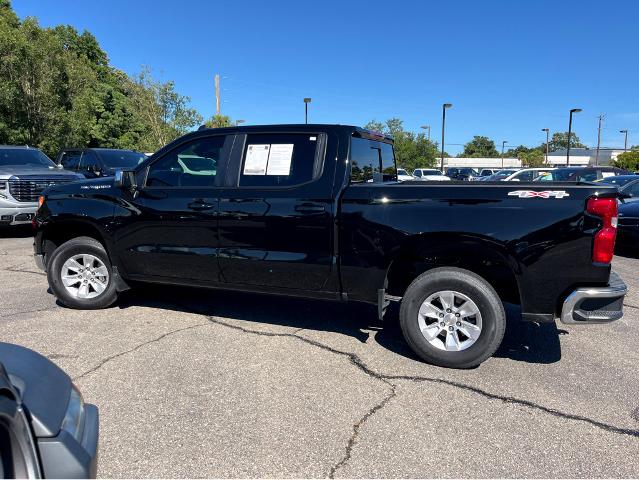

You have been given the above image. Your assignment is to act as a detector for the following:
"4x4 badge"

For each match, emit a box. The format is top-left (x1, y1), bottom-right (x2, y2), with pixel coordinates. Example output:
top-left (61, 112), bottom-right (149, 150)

top-left (508, 190), bottom-right (570, 199)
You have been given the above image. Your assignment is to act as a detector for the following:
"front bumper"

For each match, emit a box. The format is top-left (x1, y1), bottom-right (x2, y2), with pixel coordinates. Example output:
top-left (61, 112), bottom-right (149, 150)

top-left (0, 203), bottom-right (37, 225)
top-left (561, 272), bottom-right (627, 324)
top-left (37, 403), bottom-right (99, 479)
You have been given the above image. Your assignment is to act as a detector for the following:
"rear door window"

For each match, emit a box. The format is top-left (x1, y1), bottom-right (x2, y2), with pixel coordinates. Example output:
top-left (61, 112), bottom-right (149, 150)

top-left (239, 133), bottom-right (323, 187)
top-left (350, 137), bottom-right (396, 182)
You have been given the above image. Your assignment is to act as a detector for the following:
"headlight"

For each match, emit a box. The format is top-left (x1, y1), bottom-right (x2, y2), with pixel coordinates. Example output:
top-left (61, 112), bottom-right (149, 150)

top-left (61, 384), bottom-right (86, 441)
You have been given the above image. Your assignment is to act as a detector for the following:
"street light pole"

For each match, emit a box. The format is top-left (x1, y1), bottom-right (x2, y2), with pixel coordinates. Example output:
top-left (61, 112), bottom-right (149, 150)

top-left (620, 130), bottom-right (628, 151)
top-left (567, 108), bottom-right (582, 166)
top-left (541, 128), bottom-right (549, 165)
top-left (501, 140), bottom-right (508, 168)
top-left (441, 104), bottom-right (452, 172)
top-left (420, 125), bottom-right (431, 141)
top-left (303, 98), bottom-right (312, 124)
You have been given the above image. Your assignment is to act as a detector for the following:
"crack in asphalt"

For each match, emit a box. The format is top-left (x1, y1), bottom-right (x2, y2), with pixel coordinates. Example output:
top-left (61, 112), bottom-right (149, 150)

top-left (72, 322), bottom-right (210, 381)
top-left (0, 305), bottom-right (58, 318)
top-left (4, 265), bottom-right (46, 276)
top-left (201, 314), bottom-right (639, 476)
top-left (624, 303), bottom-right (639, 310)
top-left (328, 383), bottom-right (396, 479)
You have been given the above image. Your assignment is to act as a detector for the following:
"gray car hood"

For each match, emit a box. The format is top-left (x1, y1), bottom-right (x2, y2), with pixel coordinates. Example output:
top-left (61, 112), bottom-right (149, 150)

top-left (0, 165), bottom-right (81, 178)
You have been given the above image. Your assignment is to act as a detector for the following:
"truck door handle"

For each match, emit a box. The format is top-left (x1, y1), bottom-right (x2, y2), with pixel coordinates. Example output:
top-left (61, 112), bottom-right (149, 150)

top-left (188, 200), bottom-right (215, 211)
top-left (295, 203), bottom-right (326, 213)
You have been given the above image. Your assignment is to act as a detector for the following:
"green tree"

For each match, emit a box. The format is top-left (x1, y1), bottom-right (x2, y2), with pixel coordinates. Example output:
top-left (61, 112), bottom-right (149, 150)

top-left (364, 118), bottom-right (439, 172)
top-left (130, 67), bottom-right (202, 151)
top-left (0, 1), bottom-right (202, 156)
top-left (461, 136), bottom-right (499, 157)
top-left (205, 114), bottom-right (233, 128)
top-left (613, 150), bottom-right (639, 172)
top-left (519, 149), bottom-right (546, 167)
top-left (549, 132), bottom-right (586, 151)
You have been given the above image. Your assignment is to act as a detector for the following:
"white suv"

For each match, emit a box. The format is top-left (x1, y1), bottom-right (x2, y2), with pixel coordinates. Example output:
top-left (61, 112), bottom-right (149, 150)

top-left (412, 168), bottom-right (451, 181)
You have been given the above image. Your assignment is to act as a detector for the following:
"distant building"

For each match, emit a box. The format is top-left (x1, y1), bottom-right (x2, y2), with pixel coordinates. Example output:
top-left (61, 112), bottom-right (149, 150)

top-left (547, 148), bottom-right (626, 167)
top-left (443, 157), bottom-right (521, 169)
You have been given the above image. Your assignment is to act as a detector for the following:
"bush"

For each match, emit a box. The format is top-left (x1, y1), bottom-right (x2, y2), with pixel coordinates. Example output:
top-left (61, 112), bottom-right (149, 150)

top-left (613, 150), bottom-right (639, 172)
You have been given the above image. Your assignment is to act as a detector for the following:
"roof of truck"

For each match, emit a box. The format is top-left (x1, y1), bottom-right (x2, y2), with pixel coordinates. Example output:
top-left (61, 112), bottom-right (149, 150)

top-left (196, 124), bottom-right (394, 143)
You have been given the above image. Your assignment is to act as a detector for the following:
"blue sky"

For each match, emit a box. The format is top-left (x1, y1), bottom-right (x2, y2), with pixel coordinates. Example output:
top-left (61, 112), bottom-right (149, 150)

top-left (13, 0), bottom-right (639, 154)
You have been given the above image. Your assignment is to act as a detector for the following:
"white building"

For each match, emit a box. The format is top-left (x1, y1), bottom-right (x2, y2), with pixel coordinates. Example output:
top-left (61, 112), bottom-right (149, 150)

top-left (443, 157), bottom-right (521, 169)
top-left (547, 148), bottom-right (626, 167)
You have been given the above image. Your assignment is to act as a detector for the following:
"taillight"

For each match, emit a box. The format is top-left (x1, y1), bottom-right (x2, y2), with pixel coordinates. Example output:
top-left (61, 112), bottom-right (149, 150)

top-left (587, 197), bottom-right (618, 264)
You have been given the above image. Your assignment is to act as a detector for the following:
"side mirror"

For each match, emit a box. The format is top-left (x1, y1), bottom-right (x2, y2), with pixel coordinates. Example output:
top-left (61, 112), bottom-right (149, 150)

top-left (114, 170), bottom-right (137, 189)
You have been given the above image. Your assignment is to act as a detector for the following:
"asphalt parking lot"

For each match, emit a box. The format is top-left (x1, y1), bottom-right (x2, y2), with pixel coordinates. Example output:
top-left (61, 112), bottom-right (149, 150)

top-left (1, 228), bottom-right (638, 478)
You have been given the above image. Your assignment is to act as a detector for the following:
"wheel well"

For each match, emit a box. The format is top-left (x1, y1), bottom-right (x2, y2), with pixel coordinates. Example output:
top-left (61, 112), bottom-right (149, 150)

top-left (385, 242), bottom-right (521, 306)
top-left (42, 222), bottom-right (106, 261)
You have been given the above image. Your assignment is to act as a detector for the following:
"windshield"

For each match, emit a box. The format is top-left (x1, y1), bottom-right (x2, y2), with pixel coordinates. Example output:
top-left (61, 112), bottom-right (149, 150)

top-left (0, 148), bottom-right (55, 167)
top-left (537, 168), bottom-right (579, 181)
top-left (97, 150), bottom-right (146, 169)
top-left (397, 169), bottom-right (408, 175)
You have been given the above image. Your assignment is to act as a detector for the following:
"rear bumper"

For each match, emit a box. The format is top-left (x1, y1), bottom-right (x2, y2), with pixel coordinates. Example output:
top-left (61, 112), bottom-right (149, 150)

top-left (560, 272), bottom-right (627, 325)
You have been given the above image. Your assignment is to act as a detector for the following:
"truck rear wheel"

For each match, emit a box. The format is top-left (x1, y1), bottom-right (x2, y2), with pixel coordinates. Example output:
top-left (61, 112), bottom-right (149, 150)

top-left (399, 267), bottom-right (506, 368)
top-left (47, 236), bottom-right (119, 309)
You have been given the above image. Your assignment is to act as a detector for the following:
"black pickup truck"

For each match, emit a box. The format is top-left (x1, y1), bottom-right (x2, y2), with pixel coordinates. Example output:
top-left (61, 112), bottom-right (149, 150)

top-left (33, 124), bottom-right (627, 368)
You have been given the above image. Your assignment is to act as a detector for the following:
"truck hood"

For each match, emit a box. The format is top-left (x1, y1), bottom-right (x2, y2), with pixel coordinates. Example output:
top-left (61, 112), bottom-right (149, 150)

top-left (0, 342), bottom-right (71, 437)
top-left (0, 165), bottom-right (81, 178)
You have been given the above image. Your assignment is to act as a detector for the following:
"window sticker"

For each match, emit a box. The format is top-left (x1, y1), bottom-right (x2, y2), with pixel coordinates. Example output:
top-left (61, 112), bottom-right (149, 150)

top-left (601, 172), bottom-right (615, 178)
top-left (266, 144), bottom-right (294, 175)
top-left (243, 144), bottom-right (270, 175)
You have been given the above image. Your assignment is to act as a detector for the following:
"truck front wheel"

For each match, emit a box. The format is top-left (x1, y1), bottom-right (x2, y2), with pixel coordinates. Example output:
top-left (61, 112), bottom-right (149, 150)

top-left (47, 236), bottom-right (119, 309)
top-left (399, 267), bottom-right (506, 368)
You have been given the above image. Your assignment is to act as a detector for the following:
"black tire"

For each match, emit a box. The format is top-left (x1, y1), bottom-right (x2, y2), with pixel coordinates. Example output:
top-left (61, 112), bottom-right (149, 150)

top-left (47, 236), bottom-right (119, 309)
top-left (399, 267), bottom-right (506, 369)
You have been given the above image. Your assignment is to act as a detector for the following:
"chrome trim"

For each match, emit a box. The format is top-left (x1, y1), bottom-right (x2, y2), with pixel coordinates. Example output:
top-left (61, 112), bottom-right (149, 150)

top-left (561, 272), bottom-right (627, 325)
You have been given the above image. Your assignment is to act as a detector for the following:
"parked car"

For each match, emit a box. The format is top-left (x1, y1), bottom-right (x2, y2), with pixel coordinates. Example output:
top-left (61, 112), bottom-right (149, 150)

top-left (445, 167), bottom-right (479, 181)
top-left (56, 148), bottom-right (147, 179)
top-left (478, 169), bottom-right (519, 181)
top-left (0, 146), bottom-right (83, 226)
top-left (599, 174), bottom-right (639, 188)
top-left (502, 168), bottom-right (555, 182)
top-left (478, 168), bottom-right (500, 177)
top-left (536, 166), bottom-right (629, 182)
top-left (0, 342), bottom-right (99, 478)
top-left (617, 200), bottom-right (639, 251)
top-left (396, 168), bottom-right (415, 181)
top-left (412, 168), bottom-right (450, 181)
top-left (33, 124), bottom-right (626, 369)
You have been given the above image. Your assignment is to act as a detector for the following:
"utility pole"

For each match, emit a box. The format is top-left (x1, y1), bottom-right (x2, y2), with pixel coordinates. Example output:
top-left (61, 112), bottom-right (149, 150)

top-left (567, 108), bottom-right (582, 166)
top-left (420, 125), bottom-right (431, 141)
top-left (620, 129), bottom-right (628, 150)
top-left (304, 98), bottom-right (312, 124)
top-left (441, 104), bottom-right (452, 172)
top-left (542, 128), bottom-right (550, 165)
top-left (501, 140), bottom-right (508, 168)
top-left (215, 74), bottom-right (221, 115)
top-left (595, 114), bottom-right (604, 166)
